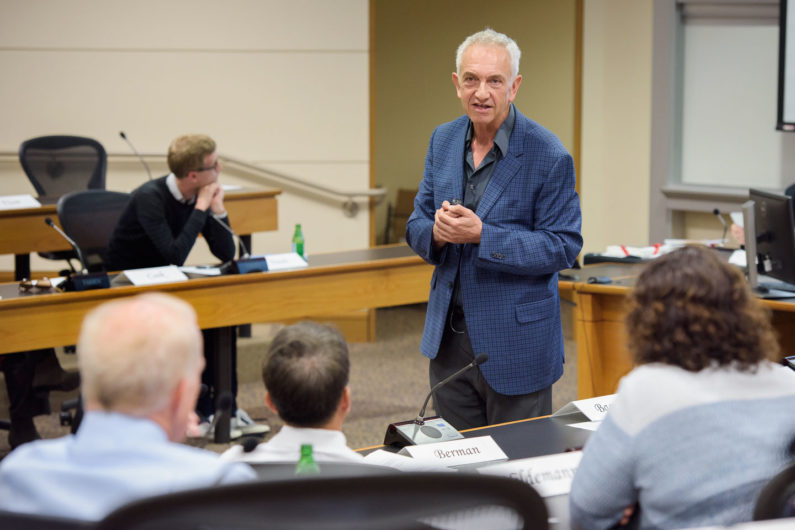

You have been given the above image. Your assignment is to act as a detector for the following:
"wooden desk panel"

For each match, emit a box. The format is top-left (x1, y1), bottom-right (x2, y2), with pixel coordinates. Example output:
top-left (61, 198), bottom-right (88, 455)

top-left (0, 189), bottom-right (281, 277)
top-left (0, 246), bottom-right (433, 354)
top-left (572, 265), bottom-right (795, 398)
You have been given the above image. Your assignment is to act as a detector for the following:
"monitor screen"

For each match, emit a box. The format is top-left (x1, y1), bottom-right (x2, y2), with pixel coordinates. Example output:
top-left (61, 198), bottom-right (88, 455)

top-left (750, 188), bottom-right (795, 285)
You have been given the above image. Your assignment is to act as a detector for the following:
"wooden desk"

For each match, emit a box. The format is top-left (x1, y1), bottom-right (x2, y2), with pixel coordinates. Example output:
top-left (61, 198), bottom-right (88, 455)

top-left (570, 263), bottom-right (795, 399)
top-left (0, 245), bottom-right (432, 355)
top-left (0, 188), bottom-right (281, 280)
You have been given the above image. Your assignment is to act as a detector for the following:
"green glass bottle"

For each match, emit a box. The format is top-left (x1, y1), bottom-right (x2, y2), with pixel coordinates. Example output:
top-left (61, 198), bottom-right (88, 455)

top-left (295, 443), bottom-right (320, 475)
top-left (292, 223), bottom-right (305, 259)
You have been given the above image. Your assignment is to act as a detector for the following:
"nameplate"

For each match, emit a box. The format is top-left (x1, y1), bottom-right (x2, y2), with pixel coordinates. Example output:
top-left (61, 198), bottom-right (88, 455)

top-left (552, 394), bottom-right (615, 422)
top-left (399, 436), bottom-right (507, 468)
top-left (478, 451), bottom-right (583, 498)
top-left (0, 194), bottom-right (41, 210)
top-left (262, 252), bottom-right (308, 271)
top-left (122, 265), bottom-right (189, 286)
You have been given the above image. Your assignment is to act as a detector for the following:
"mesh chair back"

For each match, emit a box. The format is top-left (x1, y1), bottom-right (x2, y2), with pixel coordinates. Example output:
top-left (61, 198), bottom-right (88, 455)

top-left (19, 136), bottom-right (107, 197)
top-left (97, 472), bottom-right (549, 530)
top-left (57, 190), bottom-right (130, 271)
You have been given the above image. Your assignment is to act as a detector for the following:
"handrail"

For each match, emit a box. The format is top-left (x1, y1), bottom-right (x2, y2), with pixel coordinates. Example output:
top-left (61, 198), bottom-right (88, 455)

top-left (0, 150), bottom-right (386, 218)
top-left (220, 154), bottom-right (385, 217)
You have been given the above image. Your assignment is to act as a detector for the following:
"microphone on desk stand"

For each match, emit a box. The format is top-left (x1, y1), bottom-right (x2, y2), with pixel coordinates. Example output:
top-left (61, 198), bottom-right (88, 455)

top-left (44, 217), bottom-right (88, 273)
top-left (713, 208), bottom-right (728, 246)
top-left (383, 353), bottom-right (489, 448)
top-left (44, 218), bottom-right (110, 291)
top-left (199, 392), bottom-right (234, 448)
top-left (119, 131), bottom-right (153, 181)
top-left (211, 216), bottom-right (268, 274)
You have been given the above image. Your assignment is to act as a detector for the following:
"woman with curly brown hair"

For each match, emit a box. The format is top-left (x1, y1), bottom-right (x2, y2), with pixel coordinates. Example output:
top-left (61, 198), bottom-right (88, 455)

top-left (570, 245), bottom-right (795, 529)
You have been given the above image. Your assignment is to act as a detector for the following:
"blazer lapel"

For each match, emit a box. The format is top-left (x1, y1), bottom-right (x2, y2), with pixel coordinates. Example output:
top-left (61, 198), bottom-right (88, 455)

top-left (475, 112), bottom-right (525, 220)
top-left (445, 122), bottom-right (467, 203)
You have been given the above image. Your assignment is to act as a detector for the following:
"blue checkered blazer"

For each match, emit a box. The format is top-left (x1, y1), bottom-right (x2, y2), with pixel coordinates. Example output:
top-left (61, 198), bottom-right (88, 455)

top-left (406, 107), bottom-right (582, 395)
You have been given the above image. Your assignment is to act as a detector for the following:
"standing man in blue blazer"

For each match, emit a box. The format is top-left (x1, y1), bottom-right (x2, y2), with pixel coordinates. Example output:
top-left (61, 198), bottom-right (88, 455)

top-left (406, 28), bottom-right (582, 429)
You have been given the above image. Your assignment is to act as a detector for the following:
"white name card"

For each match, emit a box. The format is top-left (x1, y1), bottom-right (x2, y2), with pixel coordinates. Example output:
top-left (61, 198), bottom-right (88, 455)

top-left (0, 194), bottom-right (41, 210)
top-left (478, 451), bottom-right (583, 498)
top-left (399, 436), bottom-right (507, 468)
top-left (552, 394), bottom-right (616, 422)
top-left (262, 252), bottom-right (308, 271)
top-left (122, 265), bottom-right (189, 286)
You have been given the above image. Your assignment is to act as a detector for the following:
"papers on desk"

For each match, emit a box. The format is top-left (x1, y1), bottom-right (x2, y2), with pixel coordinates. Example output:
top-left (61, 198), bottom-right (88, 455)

top-left (180, 265), bottom-right (222, 276)
top-left (0, 194), bottom-right (41, 210)
top-left (221, 184), bottom-right (243, 191)
top-left (478, 451), bottom-right (583, 498)
top-left (260, 252), bottom-right (308, 271)
top-left (118, 265), bottom-right (189, 286)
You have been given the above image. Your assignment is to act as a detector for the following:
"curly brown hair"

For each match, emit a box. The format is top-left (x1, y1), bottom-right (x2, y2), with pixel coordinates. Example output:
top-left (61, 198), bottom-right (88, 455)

top-left (626, 245), bottom-right (779, 371)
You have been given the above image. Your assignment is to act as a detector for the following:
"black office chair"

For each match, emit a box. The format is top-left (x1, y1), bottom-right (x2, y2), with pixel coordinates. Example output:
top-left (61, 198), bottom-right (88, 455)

top-left (0, 509), bottom-right (94, 530)
top-left (18, 135), bottom-right (108, 272)
top-left (97, 472), bottom-right (549, 530)
top-left (753, 462), bottom-right (795, 520)
top-left (57, 190), bottom-right (131, 272)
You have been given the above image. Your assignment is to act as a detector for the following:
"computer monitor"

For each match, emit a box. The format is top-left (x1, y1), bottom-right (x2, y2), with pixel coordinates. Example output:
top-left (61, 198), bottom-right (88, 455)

top-left (749, 188), bottom-right (795, 286)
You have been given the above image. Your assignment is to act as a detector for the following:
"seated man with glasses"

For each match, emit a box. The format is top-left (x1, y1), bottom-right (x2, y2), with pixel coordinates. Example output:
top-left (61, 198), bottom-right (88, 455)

top-left (105, 134), bottom-right (268, 439)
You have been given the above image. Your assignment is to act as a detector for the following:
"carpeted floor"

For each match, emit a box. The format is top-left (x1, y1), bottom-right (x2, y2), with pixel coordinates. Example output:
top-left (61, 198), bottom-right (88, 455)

top-left (0, 302), bottom-right (578, 459)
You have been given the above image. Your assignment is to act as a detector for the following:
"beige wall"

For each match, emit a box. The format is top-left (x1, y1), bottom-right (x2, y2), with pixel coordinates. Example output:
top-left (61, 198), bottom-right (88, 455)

top-left (1, 0), bottom-right (663, 274)
top-left (580, 0), bottom-right (653, 254)
top-left (371, 0), bottom-right (578, 244)
top-left (0, 0), bottom-right (369, 272)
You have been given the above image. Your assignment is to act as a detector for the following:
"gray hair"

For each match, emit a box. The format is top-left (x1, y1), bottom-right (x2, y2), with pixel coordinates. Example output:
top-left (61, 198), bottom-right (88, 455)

top-left (455, 28), bottom-right (521, 80)
top-left (78, 293), bottom-right (203, 416)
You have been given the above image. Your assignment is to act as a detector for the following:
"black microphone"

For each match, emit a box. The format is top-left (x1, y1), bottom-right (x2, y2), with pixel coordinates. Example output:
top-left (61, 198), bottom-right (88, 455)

top-left (119, 131), bottom-right (153, 181)
top-left (384, 353), bottom-right (489, 448)
top-left (713, 208), bottom-right (728, 245)
top-left (45, 217), bottom-right (88, 273)
top-left (200, 391), bottom-right (234, 447)
top-left (241, 436), bottom-right (260, 453)
top-left (416, 353), bottom-right (489, 424)
top-left (211, 216), bottom-right (269, 274)
top-left (211, 215), bottom-right (250, 258)
top-left (44, 218), bottom-right (111, 291)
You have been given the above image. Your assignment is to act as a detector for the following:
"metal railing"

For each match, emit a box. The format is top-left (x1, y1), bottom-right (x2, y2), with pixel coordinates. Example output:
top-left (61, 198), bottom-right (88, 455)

top-left (0, 151), bottom-right (386, 218)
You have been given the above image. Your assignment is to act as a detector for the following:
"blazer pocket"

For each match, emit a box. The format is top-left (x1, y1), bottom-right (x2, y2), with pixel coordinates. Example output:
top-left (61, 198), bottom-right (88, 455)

top-left (515, 296), bottom-right (555, 323)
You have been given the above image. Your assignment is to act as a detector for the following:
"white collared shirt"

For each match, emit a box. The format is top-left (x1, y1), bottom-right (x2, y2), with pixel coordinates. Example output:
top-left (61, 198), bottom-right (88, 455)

top-left (165, 172), bottom-right (227, 220)
top-left (220, 425), bottom-right (365, 464)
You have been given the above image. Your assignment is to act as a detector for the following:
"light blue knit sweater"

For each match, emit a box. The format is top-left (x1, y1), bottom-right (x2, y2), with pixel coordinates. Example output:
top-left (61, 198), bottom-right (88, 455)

top-left (569, 362), bottom-right (795, 529)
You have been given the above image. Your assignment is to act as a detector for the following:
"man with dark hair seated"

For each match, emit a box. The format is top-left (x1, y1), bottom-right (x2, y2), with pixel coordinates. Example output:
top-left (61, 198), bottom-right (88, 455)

top-left (221, 321), bottom-right (363, 463)
top-left (0, 293), bottom-right (255, 521)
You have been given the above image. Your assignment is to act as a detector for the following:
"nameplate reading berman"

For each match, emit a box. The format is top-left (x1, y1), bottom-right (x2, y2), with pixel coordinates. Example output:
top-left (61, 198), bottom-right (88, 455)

top-left (399, 436), bottom-right (507, 468)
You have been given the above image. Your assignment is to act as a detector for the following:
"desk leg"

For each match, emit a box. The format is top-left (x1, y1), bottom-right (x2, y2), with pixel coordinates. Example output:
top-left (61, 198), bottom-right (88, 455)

top-left (205, 326), bottom-right (234, 444)
top-left (15, 254), bottom-right (31, 281)
top-left (237, 234), bottom-right (253, 339)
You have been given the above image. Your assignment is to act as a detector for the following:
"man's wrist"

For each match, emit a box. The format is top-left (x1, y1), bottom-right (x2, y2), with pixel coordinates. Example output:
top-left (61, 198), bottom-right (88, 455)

top-left (211, 210), bottom-right (228, 220)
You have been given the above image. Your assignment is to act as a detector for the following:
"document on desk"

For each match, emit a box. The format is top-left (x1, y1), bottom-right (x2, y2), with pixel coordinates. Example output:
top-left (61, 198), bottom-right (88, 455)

top-left (0, 194), bottom-right (41, 210)
top-left (478, 451), bottom-right (583, 498)
top-left (261, 252), bottom-right (308, 271)
top-left (180, 265), bottom-right (222, 276)
top-left (120, 265), bottom-right (189, 286)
